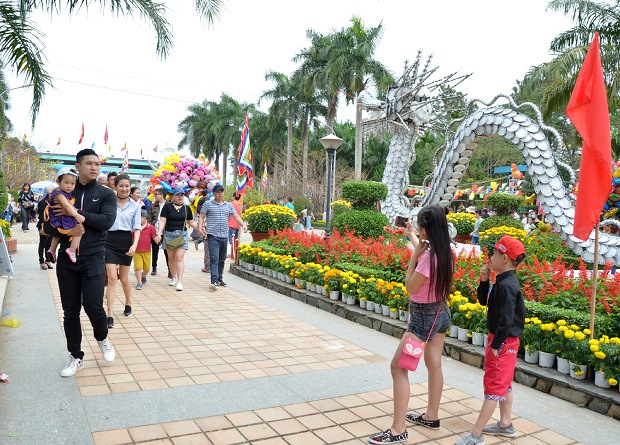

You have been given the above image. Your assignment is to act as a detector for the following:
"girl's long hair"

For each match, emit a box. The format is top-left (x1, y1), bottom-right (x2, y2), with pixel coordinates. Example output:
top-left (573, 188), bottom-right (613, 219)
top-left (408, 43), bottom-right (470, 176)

top-left (417, 205), bottom-right (454, 302)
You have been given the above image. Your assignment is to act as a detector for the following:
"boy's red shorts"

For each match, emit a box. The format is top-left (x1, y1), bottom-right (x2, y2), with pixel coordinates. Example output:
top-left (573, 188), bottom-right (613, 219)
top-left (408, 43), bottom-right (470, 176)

top-left (483, 334), bottom-right (520, 401)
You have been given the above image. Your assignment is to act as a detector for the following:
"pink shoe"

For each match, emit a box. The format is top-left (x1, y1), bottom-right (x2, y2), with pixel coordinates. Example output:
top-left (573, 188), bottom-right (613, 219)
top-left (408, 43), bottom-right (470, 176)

top-left (46, 249), bottom-right (57, 263)
top-left (66, 248), bottom-right (77, 263)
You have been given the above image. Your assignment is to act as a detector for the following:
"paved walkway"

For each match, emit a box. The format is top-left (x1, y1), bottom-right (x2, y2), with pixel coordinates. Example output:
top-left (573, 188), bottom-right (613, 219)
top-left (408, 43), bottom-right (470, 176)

top-left (0, 229), bottom-right (617, 444)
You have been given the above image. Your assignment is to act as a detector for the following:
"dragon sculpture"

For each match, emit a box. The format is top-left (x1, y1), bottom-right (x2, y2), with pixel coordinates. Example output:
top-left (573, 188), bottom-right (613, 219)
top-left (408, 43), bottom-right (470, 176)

top-left (361, 52), bottom-right (620, 266)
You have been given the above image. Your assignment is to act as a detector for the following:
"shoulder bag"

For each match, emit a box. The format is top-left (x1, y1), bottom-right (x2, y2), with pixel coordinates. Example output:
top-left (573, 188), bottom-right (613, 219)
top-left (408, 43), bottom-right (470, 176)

top-left (166, 205), bottom-right (187, 249)
top-left (398, 305), bottom-right (440, 372)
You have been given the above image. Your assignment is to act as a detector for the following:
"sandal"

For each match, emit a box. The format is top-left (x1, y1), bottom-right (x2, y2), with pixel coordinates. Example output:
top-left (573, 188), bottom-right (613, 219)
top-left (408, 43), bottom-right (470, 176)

top-left (45, 263), bottom-right (54, 270)
top-left (201, 268), bottom-right (210, 273)
top-left (40, 264), bottom-right (48, 270)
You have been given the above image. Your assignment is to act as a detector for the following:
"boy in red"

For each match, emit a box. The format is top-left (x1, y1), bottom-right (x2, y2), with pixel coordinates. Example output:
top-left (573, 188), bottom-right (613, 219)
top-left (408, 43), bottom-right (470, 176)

top-left (135, 210), bottom-right (157, 290)
top-left (455, 235), bottom-right (525, 445)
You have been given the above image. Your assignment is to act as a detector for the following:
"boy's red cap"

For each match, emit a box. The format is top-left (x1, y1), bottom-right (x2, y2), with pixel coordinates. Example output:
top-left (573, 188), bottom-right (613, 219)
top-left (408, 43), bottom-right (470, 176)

top-left (493, 235), bottom-right (525, 260)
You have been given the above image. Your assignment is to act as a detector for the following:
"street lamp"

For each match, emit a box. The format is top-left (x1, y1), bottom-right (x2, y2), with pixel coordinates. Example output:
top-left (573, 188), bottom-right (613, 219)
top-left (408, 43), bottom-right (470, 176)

top-left (319, 133), bottom-right (343, 241)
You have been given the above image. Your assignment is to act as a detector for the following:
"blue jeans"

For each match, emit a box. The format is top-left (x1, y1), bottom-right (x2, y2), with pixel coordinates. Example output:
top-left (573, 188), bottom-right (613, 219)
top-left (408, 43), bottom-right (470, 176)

top-left (208, 235), bottom-right (227, 282)
top-left (228, 227), bottom-right (239, 244)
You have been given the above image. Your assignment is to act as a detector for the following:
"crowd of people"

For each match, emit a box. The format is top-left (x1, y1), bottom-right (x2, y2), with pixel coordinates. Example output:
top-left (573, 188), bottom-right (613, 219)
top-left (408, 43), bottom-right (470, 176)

top-left (17, 149), bottom-right (247, 378)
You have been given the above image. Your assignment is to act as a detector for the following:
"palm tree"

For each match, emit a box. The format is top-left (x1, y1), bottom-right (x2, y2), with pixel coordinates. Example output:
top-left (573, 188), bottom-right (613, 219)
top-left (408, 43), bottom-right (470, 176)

top-left (332, 16), bottom-right (393, 180)
top-left (523, 0), bottom-right (620, 117)
top-left (259, 71), bottom-right (299, 181)
top-left (6, 0), bottom-right (223, 125)
top-left (0, 64), bottom-right (13, 133)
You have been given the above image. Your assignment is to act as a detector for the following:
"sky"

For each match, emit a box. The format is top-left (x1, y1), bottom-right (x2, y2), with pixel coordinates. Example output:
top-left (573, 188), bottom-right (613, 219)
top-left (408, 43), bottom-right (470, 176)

top-left (6, 0), bottom-right (573, 173)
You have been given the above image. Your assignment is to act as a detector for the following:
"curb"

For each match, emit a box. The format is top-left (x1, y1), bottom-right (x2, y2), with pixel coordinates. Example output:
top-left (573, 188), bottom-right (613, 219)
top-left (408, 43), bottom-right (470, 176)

top-left (231, 264), bottom-right (620, 420)
top-left (0, 276), bottom-right (9, 313)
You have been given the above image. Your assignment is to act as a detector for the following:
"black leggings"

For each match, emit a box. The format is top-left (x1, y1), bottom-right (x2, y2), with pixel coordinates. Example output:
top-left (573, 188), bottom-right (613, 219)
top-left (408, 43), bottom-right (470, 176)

top-left (38, 235), bottom-right (52, 264)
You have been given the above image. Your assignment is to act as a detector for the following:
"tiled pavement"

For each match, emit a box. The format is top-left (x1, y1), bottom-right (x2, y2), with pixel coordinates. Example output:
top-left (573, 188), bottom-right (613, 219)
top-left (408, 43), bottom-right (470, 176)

top-left (1, 232), bottom-right (617, 444)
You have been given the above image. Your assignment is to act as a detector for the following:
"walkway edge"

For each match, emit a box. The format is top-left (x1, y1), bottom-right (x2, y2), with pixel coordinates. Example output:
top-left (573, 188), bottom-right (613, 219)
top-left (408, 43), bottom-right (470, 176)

top-left (230, 264), bottom-right (620, 421)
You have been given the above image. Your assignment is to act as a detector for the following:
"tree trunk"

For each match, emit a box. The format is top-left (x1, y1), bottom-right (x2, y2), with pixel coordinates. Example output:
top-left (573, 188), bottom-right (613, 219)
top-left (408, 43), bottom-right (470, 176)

top-left (222, 147), bottom-right (228, 187)
top-left (301, 119), bottom-right (309, 195)
top-left (287, 116), bottom-right (293, 181)
top-left (326, 91), bottom-right (338, 134)
top-left (354, 96), bottom-right (363, 181)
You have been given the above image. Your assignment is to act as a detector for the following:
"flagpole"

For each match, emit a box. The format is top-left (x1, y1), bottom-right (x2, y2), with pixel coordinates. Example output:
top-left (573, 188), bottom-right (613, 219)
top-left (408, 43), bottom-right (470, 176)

top-left (589, 223), bottom-right (600, 340)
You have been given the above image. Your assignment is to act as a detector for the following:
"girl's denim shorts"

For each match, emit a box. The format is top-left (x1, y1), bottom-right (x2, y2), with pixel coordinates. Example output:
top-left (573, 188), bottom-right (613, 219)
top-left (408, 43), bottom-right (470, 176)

top-left (408, 300), bottom-right (451, 342)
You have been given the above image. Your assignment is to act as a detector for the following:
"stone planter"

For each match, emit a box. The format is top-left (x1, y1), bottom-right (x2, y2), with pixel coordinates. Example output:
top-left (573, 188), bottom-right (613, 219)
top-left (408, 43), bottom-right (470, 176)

top-left (524, 350), bottom-right (539, 364)
top-left (457, 328), bottom-right (471, 342)
top-left (569, 362), bottom-right (587, 380)
top-left (538, 351), bottom-right (556, 368)
top-left (595, 370), bottom-right (611, 389)
top-left (250, 232), bottom-right (270, 242)
top-left (448, 325), bottom-right (459, 338)
top-left (329, 290), bottom-right (340, 301)
top-left (360, 299), bottom-right (367, 309)
top-left (471, 332), bottom-right (485, 346)
top-left (557, 357), bottom-right (570, 375)
top-left (381, 305), bottom-right (390, 316)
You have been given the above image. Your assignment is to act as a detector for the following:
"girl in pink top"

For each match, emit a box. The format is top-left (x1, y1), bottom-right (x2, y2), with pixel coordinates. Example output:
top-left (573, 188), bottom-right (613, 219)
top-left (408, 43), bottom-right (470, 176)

top-left (370, 205), bottom-right (454, 445)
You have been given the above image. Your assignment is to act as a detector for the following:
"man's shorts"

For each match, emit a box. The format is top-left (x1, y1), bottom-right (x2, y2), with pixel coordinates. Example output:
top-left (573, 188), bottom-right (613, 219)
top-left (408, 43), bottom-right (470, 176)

top-left (133, 251), bottom-right (151, 271)
top-left (483, 334), bottom-right (520, 400)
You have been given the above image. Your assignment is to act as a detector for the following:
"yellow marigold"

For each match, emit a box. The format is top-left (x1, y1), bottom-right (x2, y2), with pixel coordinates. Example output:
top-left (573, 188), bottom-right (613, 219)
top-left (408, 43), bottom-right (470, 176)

top-left (570, 324), bottom-right (580, 331)
top-left (575, 331), bottom-right (586, 340)
top-left (590, 344), bottom-right (599, 352)
top-left (583, 328), bottom-right (592, 335)
top-left (594, 351), bottom-right (606, 360)
top-left (558, 326), bottom-right (568, 332)
top-left (564, 330), bottom-right (575, 339)
top-left (589, 339), bottom-right (599, 345)
top-left (556, 319), bottom-right (567, 326)
top-left (609, 378), bottom-right (618, 386)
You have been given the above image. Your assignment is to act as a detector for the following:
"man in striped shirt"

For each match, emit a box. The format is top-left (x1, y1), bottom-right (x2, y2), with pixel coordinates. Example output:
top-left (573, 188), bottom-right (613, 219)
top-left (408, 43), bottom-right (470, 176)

top-left (198, 184), bottom-right (246, 290)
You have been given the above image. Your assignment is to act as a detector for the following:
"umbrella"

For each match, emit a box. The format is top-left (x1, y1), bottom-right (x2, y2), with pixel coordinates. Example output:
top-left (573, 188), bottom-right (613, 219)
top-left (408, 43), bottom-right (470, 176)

top-left (30, 180), bottom-right (57, 194)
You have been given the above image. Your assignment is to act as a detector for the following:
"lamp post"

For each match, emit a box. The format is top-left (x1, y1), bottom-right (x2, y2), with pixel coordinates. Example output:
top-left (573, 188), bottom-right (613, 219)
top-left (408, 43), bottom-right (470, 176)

top-left (319, 133), bottom-right (343, 241)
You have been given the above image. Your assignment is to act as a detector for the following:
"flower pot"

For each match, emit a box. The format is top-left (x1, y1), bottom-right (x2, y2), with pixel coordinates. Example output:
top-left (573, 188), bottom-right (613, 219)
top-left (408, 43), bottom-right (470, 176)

top-left (374, 303), bottom-right (382, 314)
top-left (538, 351), bottom-right (556, 368)
top-left (341, 293), bottom-right (347, 302)
top-left (346, 296), bottom-right (356, 305)
top-left (457, 328), bottom-right (471, 342)
top-left (399, 310), bottom-right (408, 322)
top-left (390, 309), bottom-right (398, 319)
top-left (309, 284), bottom-right (316, 292)
top-left (381, 305), bottom-right (390, 316)
top-left (524, 350), bottom-right (539, 364)
top-left (267, 269), bottom-right (273, 277)
top-left (569, 362), bottom-right (587, 380)
top-left (321, 287), bottom-right (326, 296)
top-left (5, 238), bottom-right (16, 253)
top-left (454, 234), bottom-right (472, 244)
top-left (315, 286), bottom-right (322, 295)
top-left (448, 325), bottom-right (459, 338)
top-left (294, 278), bottom-right (301, 286)
top-left (256, 266), bottom-right (264, 273)
top-left (360, 299), bottom-right (367, 309)
top-left (329, 290), bottom-right (340, 301)
top-left (595, 370), bottom-right (611, 389)
top-left (366, 301), bottom-right (375, 311)
top-left (264, 268), bottom-right (270, 276)
top-left (483, 334), bottom-right (488, 348)
top-left (239, 260), bottom-right (246, 268)
top-left (557, 357), bottom-right (570, 375)
top-left (306, 282), bottom-right (312, 290)
top-left (285, 276), bottom-right (292, 284)
top-left (471, 332), bottom-right (485, 346)
top-left (250, 232), bottom-right (270, 242)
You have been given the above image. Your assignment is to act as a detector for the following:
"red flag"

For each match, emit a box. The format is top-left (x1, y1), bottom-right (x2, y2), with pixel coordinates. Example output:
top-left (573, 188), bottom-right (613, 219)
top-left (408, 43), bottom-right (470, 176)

top-left (78, 122), bottom-right (84, 145)
top-left (104, 125), bottom-right (108, 145)
top-left (566, 32), bottom-right (611, 241)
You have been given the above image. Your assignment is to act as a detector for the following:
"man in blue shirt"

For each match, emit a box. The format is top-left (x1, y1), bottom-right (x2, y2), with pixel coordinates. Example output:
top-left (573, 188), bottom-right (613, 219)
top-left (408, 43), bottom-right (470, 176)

top-left (197, 184), bottom-right (246, 290)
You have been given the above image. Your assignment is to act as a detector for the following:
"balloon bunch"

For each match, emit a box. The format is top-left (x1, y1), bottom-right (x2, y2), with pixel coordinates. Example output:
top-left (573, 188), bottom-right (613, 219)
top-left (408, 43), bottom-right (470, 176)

top-left (603, 162), bottom-right (620, 212)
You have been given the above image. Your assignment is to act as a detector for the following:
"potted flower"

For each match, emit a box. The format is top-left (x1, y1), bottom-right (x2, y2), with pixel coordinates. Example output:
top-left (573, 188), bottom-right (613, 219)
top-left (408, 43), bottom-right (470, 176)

top-left (467, 303), bottom-right (488, 346)
top-left (243, 204), bottom-right (296, 241)
top-left (588, 336), bottom-right (620, 388)
top-left (561, 328), bottom-right (590, 380)
top-left (446, 212), bottom-right (476, 243)
top-left (537, 321), bottom-right (559, 368)
top-left (520, 320), bottom-right (541, 363)
top-left (324, 268), bottom-right (344, 300)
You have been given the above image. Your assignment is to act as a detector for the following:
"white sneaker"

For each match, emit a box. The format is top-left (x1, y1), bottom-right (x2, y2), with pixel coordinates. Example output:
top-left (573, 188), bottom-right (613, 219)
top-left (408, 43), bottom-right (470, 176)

top-left (60, 356), bottom-right (83, 377)
top-left (98, 338), bottom-right (115, 363)
top-left (176, 282), bottom-right (183, 291)
top-left (169, 278), bottom-right (178, 286)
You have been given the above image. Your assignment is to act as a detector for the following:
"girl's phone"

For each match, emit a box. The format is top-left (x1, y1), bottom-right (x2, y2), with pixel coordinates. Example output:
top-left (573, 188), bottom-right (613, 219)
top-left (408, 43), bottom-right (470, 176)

top-left (395, 215), bottom-right (408, 227)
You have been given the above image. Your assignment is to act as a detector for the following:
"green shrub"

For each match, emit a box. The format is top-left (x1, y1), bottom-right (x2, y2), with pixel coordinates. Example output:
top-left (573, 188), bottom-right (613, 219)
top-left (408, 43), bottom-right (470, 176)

top-left (341, 181), bottom-right (387, 210)
top-left (331, 199), bottom-right (352, 218)
top-left (331, 209), bottom-right (389, 240)
top-left (0, 171), bottom-right (6, 214)
top-left (486, 193), bottom-right (525, 216)
top-left (332, 262), bottom-right (406, 283)
top-left (293, 196), bottom-right (313, 215)
top-left (478, 215), bottom-right (523, 233)
top-left (525, 301), bottom-right (619, 337)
